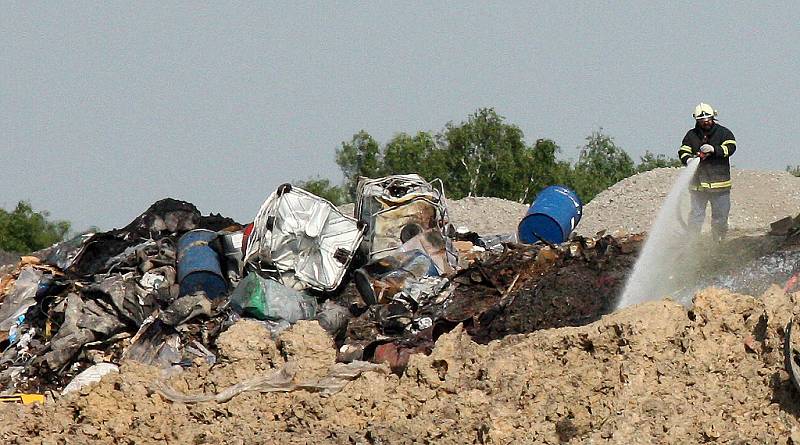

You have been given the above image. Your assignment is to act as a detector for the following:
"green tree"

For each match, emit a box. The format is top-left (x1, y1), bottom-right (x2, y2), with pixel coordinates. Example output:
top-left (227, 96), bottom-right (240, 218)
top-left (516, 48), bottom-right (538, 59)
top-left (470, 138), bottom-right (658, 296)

top-left (441, 108), bottom-right (536, 201)
top-left (0, 201), bottom-right (71, 253)
top-left (293, 177), bottom-right (346, 205)
top-left (516, 139), bottom-right (574, 204)
top-left (787, 165), bottom-right (800, 177)
top-left (570, 130), bottom-right (635, 203)
top-left (636, 150), bottom-right (682, 173)
top-left (382, 131), bottom-right (450, 182)
top-left (335, 130), bottom-right (383, 201)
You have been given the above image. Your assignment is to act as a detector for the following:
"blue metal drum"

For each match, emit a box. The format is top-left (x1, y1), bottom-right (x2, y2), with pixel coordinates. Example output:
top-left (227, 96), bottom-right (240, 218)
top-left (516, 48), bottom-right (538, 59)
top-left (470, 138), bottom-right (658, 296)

top-left (518, 186), bottom-right (583, 244)
top-left (177, 229), bottom-right (227, 300)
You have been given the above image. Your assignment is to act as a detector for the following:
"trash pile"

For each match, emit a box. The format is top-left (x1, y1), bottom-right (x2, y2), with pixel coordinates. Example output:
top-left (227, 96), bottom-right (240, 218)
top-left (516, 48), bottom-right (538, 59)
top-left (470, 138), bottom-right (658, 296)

top-left (0, 198), bottom-right (241, 394)
top-left (5, 173), bottom-right (796, 402)
top-left (1, 175), bottom-right (626, 397)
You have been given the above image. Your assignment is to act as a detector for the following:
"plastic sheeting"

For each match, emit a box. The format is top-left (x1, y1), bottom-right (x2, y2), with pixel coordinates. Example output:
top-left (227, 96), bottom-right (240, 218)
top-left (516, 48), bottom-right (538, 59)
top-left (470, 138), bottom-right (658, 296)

top-left (155, 360), bottom-right (389, 403)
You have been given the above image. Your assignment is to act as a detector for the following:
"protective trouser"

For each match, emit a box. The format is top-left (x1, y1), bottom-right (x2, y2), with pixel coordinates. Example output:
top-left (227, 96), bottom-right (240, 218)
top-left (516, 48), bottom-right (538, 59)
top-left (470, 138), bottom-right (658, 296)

top-left (688, 189), bottom-right (731, 240)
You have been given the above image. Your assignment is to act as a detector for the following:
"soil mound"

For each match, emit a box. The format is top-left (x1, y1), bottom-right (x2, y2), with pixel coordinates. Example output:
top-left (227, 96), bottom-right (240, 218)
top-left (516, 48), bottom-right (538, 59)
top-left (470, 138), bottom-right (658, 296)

top-left (578, 168), bottom-right (800, 237)
top-left (3, 287), bottom-right (800, 444)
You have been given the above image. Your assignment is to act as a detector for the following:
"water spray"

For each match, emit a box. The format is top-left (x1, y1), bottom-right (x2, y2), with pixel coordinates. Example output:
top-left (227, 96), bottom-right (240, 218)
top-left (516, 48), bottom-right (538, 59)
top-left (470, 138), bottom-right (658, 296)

top-left (617, 158), bottom-right (700, 309)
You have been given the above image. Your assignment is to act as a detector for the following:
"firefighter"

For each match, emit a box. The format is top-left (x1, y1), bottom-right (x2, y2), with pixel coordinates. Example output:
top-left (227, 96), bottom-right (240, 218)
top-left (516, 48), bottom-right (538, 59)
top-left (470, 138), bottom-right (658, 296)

top-left (678, 103), bottom-right (737, 241)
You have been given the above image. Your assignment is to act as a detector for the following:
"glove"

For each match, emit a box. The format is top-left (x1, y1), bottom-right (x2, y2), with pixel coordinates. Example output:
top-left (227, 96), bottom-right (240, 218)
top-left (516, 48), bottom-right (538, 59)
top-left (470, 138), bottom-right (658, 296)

top-left (697, 144), bottom-right (714, 160)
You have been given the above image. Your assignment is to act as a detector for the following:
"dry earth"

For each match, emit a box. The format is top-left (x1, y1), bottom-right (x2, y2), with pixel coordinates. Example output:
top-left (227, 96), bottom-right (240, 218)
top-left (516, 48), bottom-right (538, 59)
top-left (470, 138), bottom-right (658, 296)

top-left (2, 169), bottom-right (799, 443)
top-left (577, 168), bottom-right (800, 237)
top-left (3, 287), bottom-right (800, 444)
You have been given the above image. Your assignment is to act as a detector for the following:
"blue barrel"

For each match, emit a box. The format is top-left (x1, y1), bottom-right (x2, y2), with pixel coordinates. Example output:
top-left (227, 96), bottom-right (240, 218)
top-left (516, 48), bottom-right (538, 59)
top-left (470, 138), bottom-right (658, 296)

top-left (177, 229), bottom-right (227, 300)
top-left (518, 186), bottom-right (583, 245)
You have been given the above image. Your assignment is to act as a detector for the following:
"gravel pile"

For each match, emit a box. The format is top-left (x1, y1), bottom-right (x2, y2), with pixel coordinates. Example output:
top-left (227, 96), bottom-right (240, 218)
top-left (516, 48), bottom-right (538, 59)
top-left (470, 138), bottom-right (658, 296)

top-left (339, 169), bottom-right (800, 239)
top-left (339, 197), bottom-right (529, 236)
top-left (0, 250), bottom-right (20, 267)
top-left (445, 196), bottom-right (529, 235)
top-left (577, 168), bottom-right (800, 237)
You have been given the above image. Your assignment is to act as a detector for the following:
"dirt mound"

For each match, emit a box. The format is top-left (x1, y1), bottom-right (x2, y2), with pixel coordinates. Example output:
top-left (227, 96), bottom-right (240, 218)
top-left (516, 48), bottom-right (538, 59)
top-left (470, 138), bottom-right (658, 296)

top-left (578, 168), bottom-right (800, 237)
top-left (445, 196), bottom-right (529, 235)
top-left (0, 250), bottom-right (20, 268)
top-left (343, 168), bottom-right (800, 239)
top-left (3, 286), bottom-right (800, 444)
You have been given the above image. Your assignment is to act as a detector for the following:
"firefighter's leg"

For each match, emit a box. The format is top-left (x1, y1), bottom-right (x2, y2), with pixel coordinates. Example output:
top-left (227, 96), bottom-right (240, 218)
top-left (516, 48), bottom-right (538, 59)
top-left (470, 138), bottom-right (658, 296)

top-left (709, 190), bottom-right (731, 241)
top-left (688, 190), bottom-right (708, 236)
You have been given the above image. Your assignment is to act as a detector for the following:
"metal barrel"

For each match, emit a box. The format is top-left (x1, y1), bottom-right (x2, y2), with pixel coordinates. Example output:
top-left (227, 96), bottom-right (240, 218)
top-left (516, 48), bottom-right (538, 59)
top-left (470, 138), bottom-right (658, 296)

top-left (517, 186), bottom-right (583, 245)
top-left (177, 229), bottom-right (227, 299)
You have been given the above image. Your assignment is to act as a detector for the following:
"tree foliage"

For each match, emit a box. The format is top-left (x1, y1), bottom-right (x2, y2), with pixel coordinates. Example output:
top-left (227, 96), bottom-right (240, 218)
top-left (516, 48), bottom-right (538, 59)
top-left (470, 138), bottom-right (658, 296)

top-left (439, 109), bottom-right (524, 198)
top-left (787, 165), bottom-right (800, 177)
top-left (382, 131), bottom-right (449, 182)
top-left (335, 131), bottom-right (383, 201)
top-left (292, 177), bottom-right (347, 205)
top-left (637, 150), bottom-right (682, 173)
top-left (441, 108), bottom-right (552, 202)
top-left (0, 201), bottom-right (71, 253)
top-left (320, 109), bottom-right (684, 206)
top-left (569, 130), bottom-right (636, 203)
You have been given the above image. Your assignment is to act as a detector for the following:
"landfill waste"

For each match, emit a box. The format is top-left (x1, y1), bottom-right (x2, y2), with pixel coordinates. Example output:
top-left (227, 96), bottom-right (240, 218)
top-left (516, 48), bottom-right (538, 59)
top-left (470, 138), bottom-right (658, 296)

top-left (229, 273), bottom-right (318, 324)
top-left (0, 187), bottom-right (644, 395)
top-left (1, 166), bottom-right (799, 443)
top-left (0, 198), bottom-right (238, 394)
top-left (314, 300), bottom-right (351, 338)
top-left (176, 229), bottom-right (228, 300)
top-left (2, 180), bottom-right (798, 443)
top-left (0, 268), bottom-right (43, 332)
top-left (354, 249), bottom-right (440, 305)
top-left (2, 185), bottom-right (800, 442)
top-left (0, 393), bottom-right (44, 405)
top-left (337, 234), bottom-right (643, 366)
top-left (518, 185), bottom-right (583, 245)
top-left (61, 362), bottom-right (119, 395)
top-left (244, 184), bottom-right (366, 292)
top-left (218, 229), bottom-right (245, 283)
top-left (356, 174), bottom-right (451, 261)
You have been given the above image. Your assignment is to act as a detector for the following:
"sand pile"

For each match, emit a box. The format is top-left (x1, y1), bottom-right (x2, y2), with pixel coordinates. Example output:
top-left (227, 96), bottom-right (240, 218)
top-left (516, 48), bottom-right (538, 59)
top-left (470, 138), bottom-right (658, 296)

top-left (3, 172), bottom-right (799, 443)
top-left (3, 286), bottom-right (800, 444)
top-left (578, 168), bottom-right (800, 237)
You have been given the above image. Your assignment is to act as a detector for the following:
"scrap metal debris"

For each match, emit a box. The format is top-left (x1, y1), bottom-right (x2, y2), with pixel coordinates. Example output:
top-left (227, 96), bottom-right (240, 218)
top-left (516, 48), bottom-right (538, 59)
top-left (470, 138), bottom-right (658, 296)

top-left (5, 180), bottom-right (797, 398)
top-left (0, 198), bottom-right (240, 394)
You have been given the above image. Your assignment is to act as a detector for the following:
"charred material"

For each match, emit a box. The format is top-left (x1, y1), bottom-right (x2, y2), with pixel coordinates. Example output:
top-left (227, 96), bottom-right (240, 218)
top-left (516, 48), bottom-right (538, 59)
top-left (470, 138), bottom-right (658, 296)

top-left (335, 235), bottom-right (644, 369)
top-left (0, 198), bottom-right (241, 394)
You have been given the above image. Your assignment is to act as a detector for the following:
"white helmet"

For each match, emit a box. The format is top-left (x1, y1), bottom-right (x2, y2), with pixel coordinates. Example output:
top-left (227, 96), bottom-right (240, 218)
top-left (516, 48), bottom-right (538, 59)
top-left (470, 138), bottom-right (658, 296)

top-left (693, 102), bottom-right (717, 120)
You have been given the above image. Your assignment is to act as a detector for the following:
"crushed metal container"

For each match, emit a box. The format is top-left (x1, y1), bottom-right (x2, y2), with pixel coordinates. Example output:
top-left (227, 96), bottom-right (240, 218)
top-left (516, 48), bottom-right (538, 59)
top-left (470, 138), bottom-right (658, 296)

top-left (244, 184), bottom-right (367, 292)
top-left (218, 229), bottom-right (245, 283)
top-left (219, 230), bottom-right (244, 264)
top-left (355, 174), bottom-right (452, 262)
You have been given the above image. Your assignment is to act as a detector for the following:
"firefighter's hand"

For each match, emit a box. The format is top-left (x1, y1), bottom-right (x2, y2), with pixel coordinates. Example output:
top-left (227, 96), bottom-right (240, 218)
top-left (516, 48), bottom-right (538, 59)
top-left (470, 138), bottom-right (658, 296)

top-left (700, 144), bottom-right (714, 155)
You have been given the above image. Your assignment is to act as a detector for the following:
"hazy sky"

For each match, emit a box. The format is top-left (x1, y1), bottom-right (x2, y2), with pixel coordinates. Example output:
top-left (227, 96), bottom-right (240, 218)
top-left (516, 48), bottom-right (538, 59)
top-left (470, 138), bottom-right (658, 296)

top-left (2, 2), bottom-right (798, 232)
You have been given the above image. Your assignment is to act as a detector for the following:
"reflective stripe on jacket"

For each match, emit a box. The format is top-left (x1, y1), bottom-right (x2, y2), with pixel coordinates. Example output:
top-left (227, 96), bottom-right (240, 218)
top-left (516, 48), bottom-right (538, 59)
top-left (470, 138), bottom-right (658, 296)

top-left (678, 123), bottom-right (736, 191)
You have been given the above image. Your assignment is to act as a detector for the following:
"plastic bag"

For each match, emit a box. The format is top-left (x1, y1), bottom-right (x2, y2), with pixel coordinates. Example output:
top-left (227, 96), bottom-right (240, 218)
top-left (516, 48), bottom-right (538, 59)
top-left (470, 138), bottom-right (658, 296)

top-left (229, 273), bottom-right (317, 323)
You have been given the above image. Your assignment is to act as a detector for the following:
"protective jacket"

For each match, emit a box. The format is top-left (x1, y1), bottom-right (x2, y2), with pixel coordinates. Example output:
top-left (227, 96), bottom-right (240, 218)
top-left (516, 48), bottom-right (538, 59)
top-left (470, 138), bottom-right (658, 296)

top-left (678, 122), bottom-right (736, 191)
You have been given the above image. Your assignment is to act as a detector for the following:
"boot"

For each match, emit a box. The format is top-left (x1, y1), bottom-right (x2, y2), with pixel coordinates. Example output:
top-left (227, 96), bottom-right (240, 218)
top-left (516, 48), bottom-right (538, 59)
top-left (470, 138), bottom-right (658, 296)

top-left (710, 226), bottom-right (726, 243)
